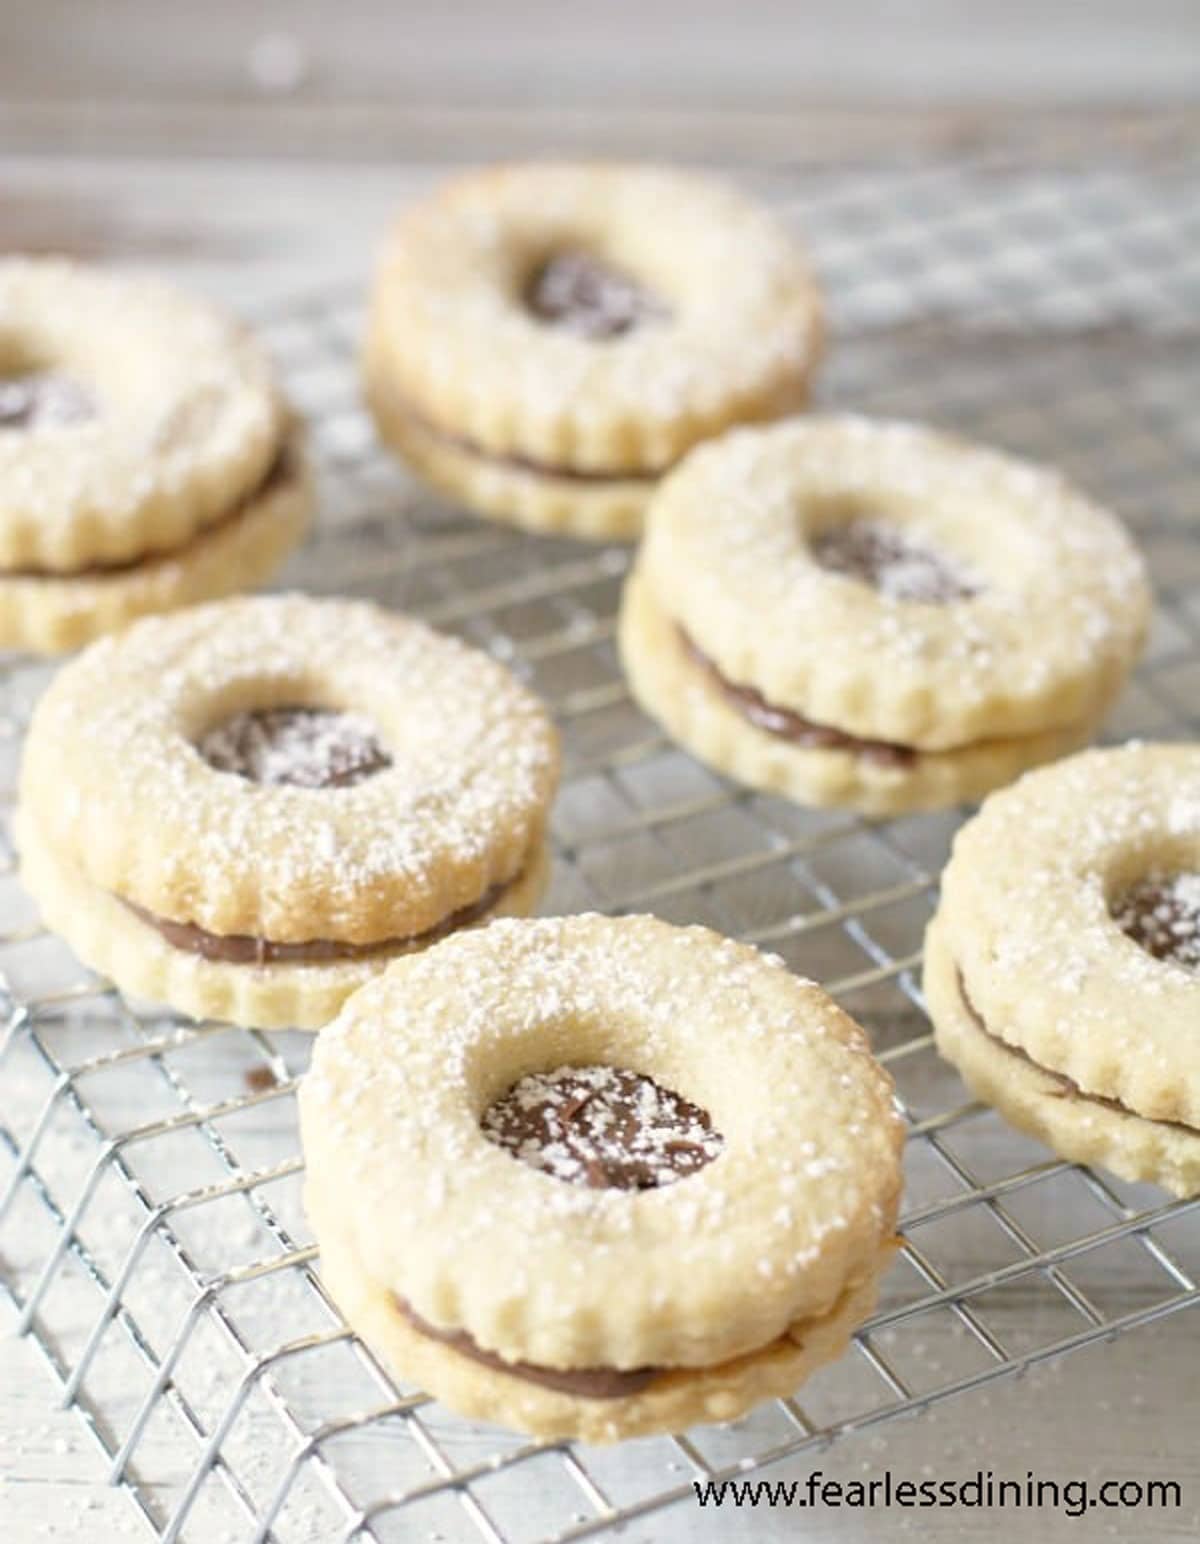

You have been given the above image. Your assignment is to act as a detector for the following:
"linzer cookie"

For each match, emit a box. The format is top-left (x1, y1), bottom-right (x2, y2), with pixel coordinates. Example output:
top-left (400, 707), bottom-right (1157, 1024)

top-left (0, 258), bottom-right (310, 653)
top-left (364, 163), bottom-right (822, 540)
top-left (299, 914), bottom-right (904, 1442)
top-left (926, 743), bottom-right (1200, 1197)
top-left (16, 594), bottom-right (559, 1029)
top-left (620, 417), bottom-right (1150, 814)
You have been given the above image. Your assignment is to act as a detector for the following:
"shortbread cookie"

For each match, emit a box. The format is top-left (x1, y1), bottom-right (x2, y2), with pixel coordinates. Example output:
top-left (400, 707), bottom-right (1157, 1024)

top-left (17, 594), bottom-right (560, 1029)
top-left (300, 914), bottom-right (904, 1441)
top-left (0, 258), bottom-right (309, 650)
top-left (926, 743), bottom-right (1200, 1196)
top-left (365, 164), bottom-right (822, 539)
top-left (620, 417), bottom-right (1150, 814)
top-left (0, 441), bottom-right (311, 655)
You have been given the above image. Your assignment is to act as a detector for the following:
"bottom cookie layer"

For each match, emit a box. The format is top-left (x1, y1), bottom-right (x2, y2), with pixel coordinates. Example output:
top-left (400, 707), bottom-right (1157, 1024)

top-left (0, 446), bottom-right (311, 655)
top-left (365, 362), bottom-right (653, 541)
top-left (311, 1191), bottom-right (893, 1443)
top-left (924, 917), bottom-right (1200, 1197)
top-left (17, 811), bottom-right (550, 1030)
top-left (619, 568), bottom-right (1107, 815)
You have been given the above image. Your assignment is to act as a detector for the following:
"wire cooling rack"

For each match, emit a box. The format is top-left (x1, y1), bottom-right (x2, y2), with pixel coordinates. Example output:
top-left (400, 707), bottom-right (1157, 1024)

top-left (2, 154), bottom-right (1199, 1544)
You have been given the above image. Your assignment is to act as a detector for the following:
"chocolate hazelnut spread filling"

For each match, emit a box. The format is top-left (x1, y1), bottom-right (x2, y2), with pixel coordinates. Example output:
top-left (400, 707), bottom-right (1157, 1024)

top-left (0, 372), bottom-right (96, 431)
top-left (482, 1064), bottom-right (724, 1190)
top-left (811, 518), bottom-right (979, 605)
top-left (524, 250), bottom-right (670, 341)
top-left (678, 628), bottom-right (916, 769)
top-left (0, 444), bottom-right (292, 579)
top-left (401, 399), bottom-right (662, 485)
top-left (121, 876), bottom-right (514, 966)
top-left (1113, 872), bottom-right (1200, 972)
top-left (393, 1297), bottom-right (661, 1399)
top-left (956, 968), bottom-right (1200, 1135)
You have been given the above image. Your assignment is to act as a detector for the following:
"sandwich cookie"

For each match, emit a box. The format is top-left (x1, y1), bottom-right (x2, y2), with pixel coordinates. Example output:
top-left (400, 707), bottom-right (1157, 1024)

top-left (17, 594), bottom-right (560, 1028)
top-left (620, 417), bottom-right (1150, 813)
top-left (0, 258), bottom-right (310, 652)
top-left (300, 914), bottom-right (904, 1441)
top-left (926, 743), bottom-right (1200, 1196)
top-left (365, 163), bottom-right (822, 540)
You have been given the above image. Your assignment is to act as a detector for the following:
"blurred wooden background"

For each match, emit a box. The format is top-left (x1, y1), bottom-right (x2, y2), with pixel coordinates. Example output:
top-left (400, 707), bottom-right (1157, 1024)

top-left (1, 0), bottom-right (1197, 160)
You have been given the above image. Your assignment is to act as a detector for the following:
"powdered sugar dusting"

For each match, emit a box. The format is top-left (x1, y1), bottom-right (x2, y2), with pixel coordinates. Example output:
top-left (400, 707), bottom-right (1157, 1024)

top-left (1168, 795), bottom-right (1200, 836)
top-left (1115, 872), bottom-right (1200, 972)
top-left (0, 372), bottom-right (95, 430)
top-left (482, 1064), bottom-right (723, 1189)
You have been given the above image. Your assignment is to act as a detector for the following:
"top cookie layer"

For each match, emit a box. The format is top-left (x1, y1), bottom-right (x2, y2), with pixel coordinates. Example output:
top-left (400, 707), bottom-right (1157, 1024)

top-left (19, 594), bottom-right (560, 943)
top-left (640, 417), bottom-right (1150, 749)
top-left (937, 743), bottom-right (1200, 1125)
top-left (367, 163), bottom-right (823, 474)
top-left (0, 259), bottom-right (284, 571)
top-left (300, 913), bottom-right (903, 1370)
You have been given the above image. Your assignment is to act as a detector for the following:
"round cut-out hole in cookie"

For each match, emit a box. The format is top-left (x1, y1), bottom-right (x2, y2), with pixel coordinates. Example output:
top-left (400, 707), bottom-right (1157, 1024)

top-left (198, 706), bottom-right (392, 789)
top-left (482, 1063), bottom-right (724, 1190)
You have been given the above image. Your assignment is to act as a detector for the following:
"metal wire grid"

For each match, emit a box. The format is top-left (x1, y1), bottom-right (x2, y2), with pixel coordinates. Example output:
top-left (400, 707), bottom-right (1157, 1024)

top-left (1, 155), bottom-right (1199, 1543)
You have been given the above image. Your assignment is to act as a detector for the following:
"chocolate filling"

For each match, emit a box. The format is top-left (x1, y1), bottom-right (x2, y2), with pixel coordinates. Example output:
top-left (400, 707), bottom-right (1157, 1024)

top-left (393, 1297), bottom-right (660, 1399)
top-left (401, 399), bottom-right (661, 485)
top-left (678, 628), bottom-right (916, 769)
top-left (198, 706), bottom-right (391, 790)
top-left (1113, 873), bottom-right (1200, 972)
top-left (524, 250), bottom-right (669, 341)
top-left (956, 968), bottom-right (1200, 1135)
top-left (811, 518), bottom-right (979, 605)
top-left (482, 1064), bottom-right (724, 1190)
top-left (122, 874), bottom-right (515, 966)
top-left (1, 445), bottom-right (292, 580)
top-left (0, 372), bottom-right (96, 431)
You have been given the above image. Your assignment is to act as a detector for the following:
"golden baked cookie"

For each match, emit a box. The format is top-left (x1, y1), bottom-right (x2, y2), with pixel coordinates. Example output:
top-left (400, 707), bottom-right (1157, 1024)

top-left (365, 163), bottom-right (823, 540)
top-left (17, 594), bottom-right (560, 1029)
top-left (0, 442), bottom-right (311, 655)
top-left (926, 743), bottom-right (1200, 1196)
top-left (0, 258), bottom-right (310, 651)
top-left (300, 914), bottom-right (904, 1442)
top-left (620, 417), bottom-right (1150, 814)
